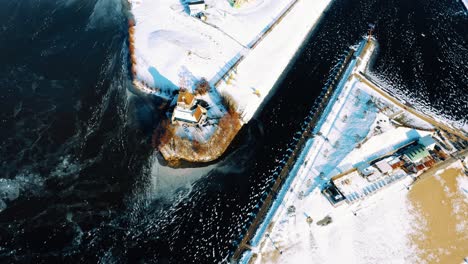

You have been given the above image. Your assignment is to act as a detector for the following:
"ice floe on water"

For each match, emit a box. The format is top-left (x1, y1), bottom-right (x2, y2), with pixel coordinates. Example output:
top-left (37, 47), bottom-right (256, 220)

top-left (50, 155), bottom-right (83, 178)
top-left (145, 153), bottom-right (217, 203)
top-left (0, 173), bottom-right (44, 212)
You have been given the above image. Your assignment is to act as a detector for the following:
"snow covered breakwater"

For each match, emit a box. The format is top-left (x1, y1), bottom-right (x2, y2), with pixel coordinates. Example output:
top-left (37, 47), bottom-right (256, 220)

top-left (236, 37), bottom-right (379, 263)
top-left (127, 0), bottom-right (332, 163)
top-left (232, 42), bottom-right (362, 262)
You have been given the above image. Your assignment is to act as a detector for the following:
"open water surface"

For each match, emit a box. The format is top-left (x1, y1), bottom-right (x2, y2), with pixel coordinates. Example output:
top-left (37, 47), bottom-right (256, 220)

top-left (0, 0), bottom-right (466, 263)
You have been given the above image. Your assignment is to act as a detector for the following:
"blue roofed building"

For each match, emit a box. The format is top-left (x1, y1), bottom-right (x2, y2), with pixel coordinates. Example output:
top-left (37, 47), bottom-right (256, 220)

top-left (418, 135), bottom-right (436, 150)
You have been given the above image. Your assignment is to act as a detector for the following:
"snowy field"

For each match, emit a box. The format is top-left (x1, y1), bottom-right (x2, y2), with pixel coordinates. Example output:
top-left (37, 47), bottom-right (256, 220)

top-left (129, 0), bottom-right (332, 123)
top-left (202, 0), bottom-right (298, 47)
top-left (339, 127), bottom-right (430, 169)
top-left (253, 177), bottom-right (417, 264)
top-left (129, 0), bottom-right (243, 96)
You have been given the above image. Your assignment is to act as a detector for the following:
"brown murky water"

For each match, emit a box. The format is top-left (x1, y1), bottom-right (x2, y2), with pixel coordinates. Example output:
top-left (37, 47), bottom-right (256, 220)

top-left (408, 165), bottom-right (468, 264)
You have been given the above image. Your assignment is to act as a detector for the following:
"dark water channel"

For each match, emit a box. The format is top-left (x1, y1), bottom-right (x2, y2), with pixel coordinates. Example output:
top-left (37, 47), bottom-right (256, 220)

top-left (0, 0), bottom-right (466, 263)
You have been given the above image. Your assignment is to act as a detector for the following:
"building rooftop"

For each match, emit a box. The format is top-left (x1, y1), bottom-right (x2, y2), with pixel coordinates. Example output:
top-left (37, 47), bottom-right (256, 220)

top-left (375, 160), bottom-right (392, 174)
top-left (323, 183), bottom-right (346, 204)
top-left (355, 162), bottom-right (376, 176)
top-left (386, 156), bottom-right (401, 166)
top-left (187, 0), bottom-right (205, 4)
top-left (403, 144), bottom-right (430, 163)
top-left (187, 0), bottom-right (206, 16)
top-left (177, 90), bottom-right (195, 106)
top-left (172, 105), bottom-right (207, 124)
top-left (418, 135), bottom-right (436, 148)
top-left (173, 108), bottom-right (198, 123)
top-left (333, 170), bottom-right (369, 197)
top-left (193, 105), bottom-right (206, 122)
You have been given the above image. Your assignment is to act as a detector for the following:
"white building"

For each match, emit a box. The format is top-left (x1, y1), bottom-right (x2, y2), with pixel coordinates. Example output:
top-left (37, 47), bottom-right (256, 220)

top-left (171, 90), bottom-right (207, 125)
top-left (188, 1), bottom-right (206, 16)
top-left (375, 159), bottom-right (393, 175)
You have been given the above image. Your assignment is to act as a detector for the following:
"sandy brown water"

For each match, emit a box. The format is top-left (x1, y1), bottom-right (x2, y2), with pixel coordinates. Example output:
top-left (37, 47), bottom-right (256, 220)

top-left (408, 164), bottom-right (468, 264)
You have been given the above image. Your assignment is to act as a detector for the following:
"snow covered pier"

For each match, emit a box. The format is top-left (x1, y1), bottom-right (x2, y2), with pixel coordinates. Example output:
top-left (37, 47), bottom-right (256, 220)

top-left (231, 41), bottom-right (361, 263)
top-left (235, 37), bottom-right (381, 263)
